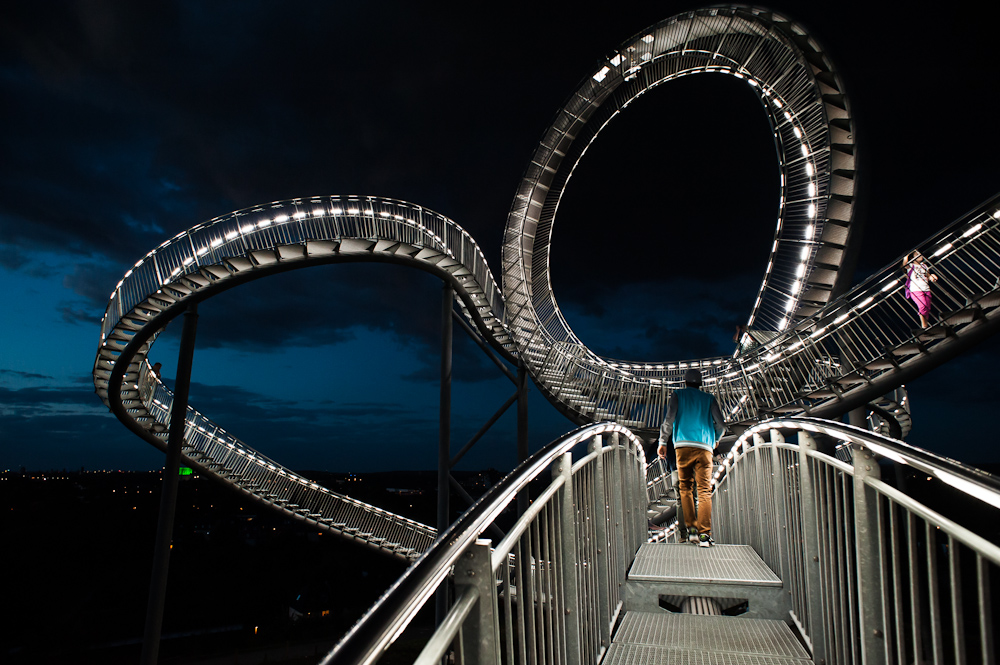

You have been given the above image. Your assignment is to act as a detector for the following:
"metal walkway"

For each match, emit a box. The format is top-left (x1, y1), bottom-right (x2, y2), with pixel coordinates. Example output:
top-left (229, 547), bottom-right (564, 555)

top-left (92, 4), bottom-right (1000, 560)
top-left (617, 543), bottom-right (799, 661)
top-left (607, 612), bottom-right (811, 664)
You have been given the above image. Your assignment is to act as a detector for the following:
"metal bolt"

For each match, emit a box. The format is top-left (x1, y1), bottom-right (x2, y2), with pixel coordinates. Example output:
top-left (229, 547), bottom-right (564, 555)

top-left (865, 465), bottom-right (871, 472)
top-left (467, 570), bottom-right (475, 577)
top-left (873, 629), bottom-right (883, 639)
top-left (565, 608), bottom-right (571, 615)
top-left (813, 556), bottom-right (819, 562)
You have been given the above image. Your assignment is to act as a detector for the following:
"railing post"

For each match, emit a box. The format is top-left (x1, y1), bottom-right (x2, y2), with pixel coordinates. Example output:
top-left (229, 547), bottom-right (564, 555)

top-left (555, 453), bottom-right (582, 664)
top-left (609, 433), bottom-right (628, 594)
top-left (455, 540), bottom-right (500, 665)
top-left (852, 444), bottom-right (887, 665)
top-left (631, 436), bottom-right (646, 548)
top-left (588, 435), bottom-right (612, 650)
top-left (798, 430), bottom-right (828, 665)
top-left (768, 429), bottom-right (793, 613)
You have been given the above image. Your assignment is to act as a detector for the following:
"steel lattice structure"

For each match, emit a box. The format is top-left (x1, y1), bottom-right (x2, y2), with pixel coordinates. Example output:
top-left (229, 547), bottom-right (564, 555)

top-left (93, 6), bottom-right (1000, 558)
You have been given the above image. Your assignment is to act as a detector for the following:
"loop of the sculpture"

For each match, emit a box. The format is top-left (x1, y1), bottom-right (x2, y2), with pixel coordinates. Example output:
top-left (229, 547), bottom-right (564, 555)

top-left (92, 7), bottom-right (860, 553)
top-left (501, 5), bottom-right (856, 382)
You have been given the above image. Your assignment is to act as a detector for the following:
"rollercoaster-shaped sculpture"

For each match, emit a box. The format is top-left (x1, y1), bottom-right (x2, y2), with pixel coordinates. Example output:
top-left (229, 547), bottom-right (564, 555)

top-left (93, 6), bottom-right (1000, 560)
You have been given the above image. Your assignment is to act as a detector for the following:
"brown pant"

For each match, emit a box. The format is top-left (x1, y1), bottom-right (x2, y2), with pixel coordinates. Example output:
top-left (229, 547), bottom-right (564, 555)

top-left (676, 446), bottom-right (713, 535)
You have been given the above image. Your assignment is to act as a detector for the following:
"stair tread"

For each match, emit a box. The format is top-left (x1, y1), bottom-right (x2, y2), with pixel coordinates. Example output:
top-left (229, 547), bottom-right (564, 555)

top-left (629, 543), bottom-right (781, 587)
top-left (608, 612), bottom-right (810, 662)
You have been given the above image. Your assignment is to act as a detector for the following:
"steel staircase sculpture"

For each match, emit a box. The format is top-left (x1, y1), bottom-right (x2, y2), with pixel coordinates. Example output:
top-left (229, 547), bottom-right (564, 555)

top-left (93, 5), bottom-right (1000, 560)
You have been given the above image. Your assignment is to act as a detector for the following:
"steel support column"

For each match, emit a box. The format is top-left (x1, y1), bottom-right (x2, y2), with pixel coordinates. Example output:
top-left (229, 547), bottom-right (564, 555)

top-left (516, 361), bottom-right (529, 516)
top-left (141, 303), bottom-right (198, 665)
top-left (437, 283), bottom-right (453, 625)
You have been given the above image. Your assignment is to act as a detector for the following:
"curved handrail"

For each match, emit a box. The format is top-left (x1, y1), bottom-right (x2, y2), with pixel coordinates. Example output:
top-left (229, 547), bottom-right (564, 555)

top-left (92, 5), bottom-right (1000, 565)
top-left (503, 5), bottom-right (857, 416)
top-left (93, 195), bottom-right (516, 558)
top-left (721, 416), bottom-right (1000, 506)
top-left (318, 421), bottom-right (645, 665)
top-left (712, 416), bottom-right (1000, 664)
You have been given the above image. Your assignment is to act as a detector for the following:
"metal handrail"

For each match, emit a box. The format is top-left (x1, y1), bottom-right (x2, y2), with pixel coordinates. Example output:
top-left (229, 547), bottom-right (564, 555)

top-left (506, 191), bottom-right (1000, 431)
top-left (93, 195), bottom-right (516, 559)
top-left (713, 417), bottom-right (1000, 664)
top-left (320, 422), bottom-right (647, 665)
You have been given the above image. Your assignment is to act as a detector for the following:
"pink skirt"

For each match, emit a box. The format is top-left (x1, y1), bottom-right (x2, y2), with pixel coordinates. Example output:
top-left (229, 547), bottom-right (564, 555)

top-left (909, 290), bottom-right (932, 316)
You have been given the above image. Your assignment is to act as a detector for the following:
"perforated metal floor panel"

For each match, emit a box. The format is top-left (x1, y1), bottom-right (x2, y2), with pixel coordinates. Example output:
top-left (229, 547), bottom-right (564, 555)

top-left (603, 643), bottom-right (811, 664)
top-left (629, 543), bottom-right (781, 586)
top-left (610, 611), bottom-right (810, 662)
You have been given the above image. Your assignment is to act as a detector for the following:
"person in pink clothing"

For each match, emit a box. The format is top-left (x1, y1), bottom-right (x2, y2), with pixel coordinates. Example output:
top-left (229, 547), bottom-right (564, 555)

top-left (902, 250), bottom-right (937, 328)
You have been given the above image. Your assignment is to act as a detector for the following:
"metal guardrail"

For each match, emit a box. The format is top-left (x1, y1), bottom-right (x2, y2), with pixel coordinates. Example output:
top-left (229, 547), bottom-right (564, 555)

top-left (509, 191), bottom-right (1000, 431)
top-left (93, 195), bottom-right (518, 559)
top-left (713, 417), bottom-right (1000, 664)
top-left (320, 422), bottom-right (647, 665)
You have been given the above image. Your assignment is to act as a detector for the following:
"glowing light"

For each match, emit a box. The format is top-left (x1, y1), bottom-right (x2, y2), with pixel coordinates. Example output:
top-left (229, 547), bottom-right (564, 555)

top-left (793, 127), bottom-right (802, 139)
top-left (804, 225), bottom-right (814, 240)
top-left (347, 208), bottom-right (360, 214)
top-left (225, 231), bottom-right (238, 241)
top-left (857, 296), bottom-right (874, 308)
top-left (881, 279), bottom-right (899, 292)
top-left (593, 66), bottom-right (610, 82)
top-left (331, 207), bottom-right (344, 215)
top-left (785, 299), bottom-right (795, 312)
top-left (808, 182), bottom-right (816, 197)
top-left (275, 214), bottom-right (290, 223)
top-left (792, 280), bottom-right (801, 293)
top-left (258, 219), bottom-right (272, 227)
top-left (805, 163), bottom-right (814, 176)
top-left (241, 224), bottom-right (255, 233)
top-left (313, 209), bottom-right (326, 217)
top-left (642, 34), bottom-right (654, 44)
top-left (291, 212), bottom-right (306, 220)
top-left (182, 257), bottom-right (194, 266)
top-left (835, 313), bottom-right (849, 324)
top-left (963, 223), bottom-right (983, 238)
top-left (800, 246), bottom-right (809, 260)
top-left (811, 326), bottom-right (827, 338)
top-left (933, 243), bottom-right (952, 257)
top-left (610, 54), bottom-right (623, 66)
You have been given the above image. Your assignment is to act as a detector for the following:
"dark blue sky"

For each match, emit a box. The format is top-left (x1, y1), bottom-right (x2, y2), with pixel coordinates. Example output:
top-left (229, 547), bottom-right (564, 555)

top-left (3, 2), bottom-right (1000, 473)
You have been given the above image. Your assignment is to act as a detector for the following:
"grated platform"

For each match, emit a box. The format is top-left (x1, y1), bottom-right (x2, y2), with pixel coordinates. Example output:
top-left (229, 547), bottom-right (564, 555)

top-left (630, 543), bottom-right (781, 586)
top-left (608, 611), bottom-right (811, 663)
top-left (603, 643), bottom-right (811, 664)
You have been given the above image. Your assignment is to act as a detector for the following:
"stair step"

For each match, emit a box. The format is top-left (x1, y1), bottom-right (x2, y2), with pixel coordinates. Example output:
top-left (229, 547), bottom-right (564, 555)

top-left (606, 612), bottom-right (810, 663)
top-left (891, 342), bottom-right (924, 356)
top-left (629, 543), bottom-right (780, 586)
top-left (624, 543), bottom-right (788, 621)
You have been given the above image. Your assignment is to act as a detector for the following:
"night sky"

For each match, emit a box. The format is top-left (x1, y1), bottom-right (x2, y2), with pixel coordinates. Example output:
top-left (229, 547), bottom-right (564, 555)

top-left (3, 2), bottom-right (1000, 474)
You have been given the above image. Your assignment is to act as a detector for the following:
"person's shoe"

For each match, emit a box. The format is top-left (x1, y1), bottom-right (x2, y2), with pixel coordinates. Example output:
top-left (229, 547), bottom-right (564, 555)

top-left (688, 533), bottom-right (699, 544)
top-left (698, 533), bottom-right (714, 548)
